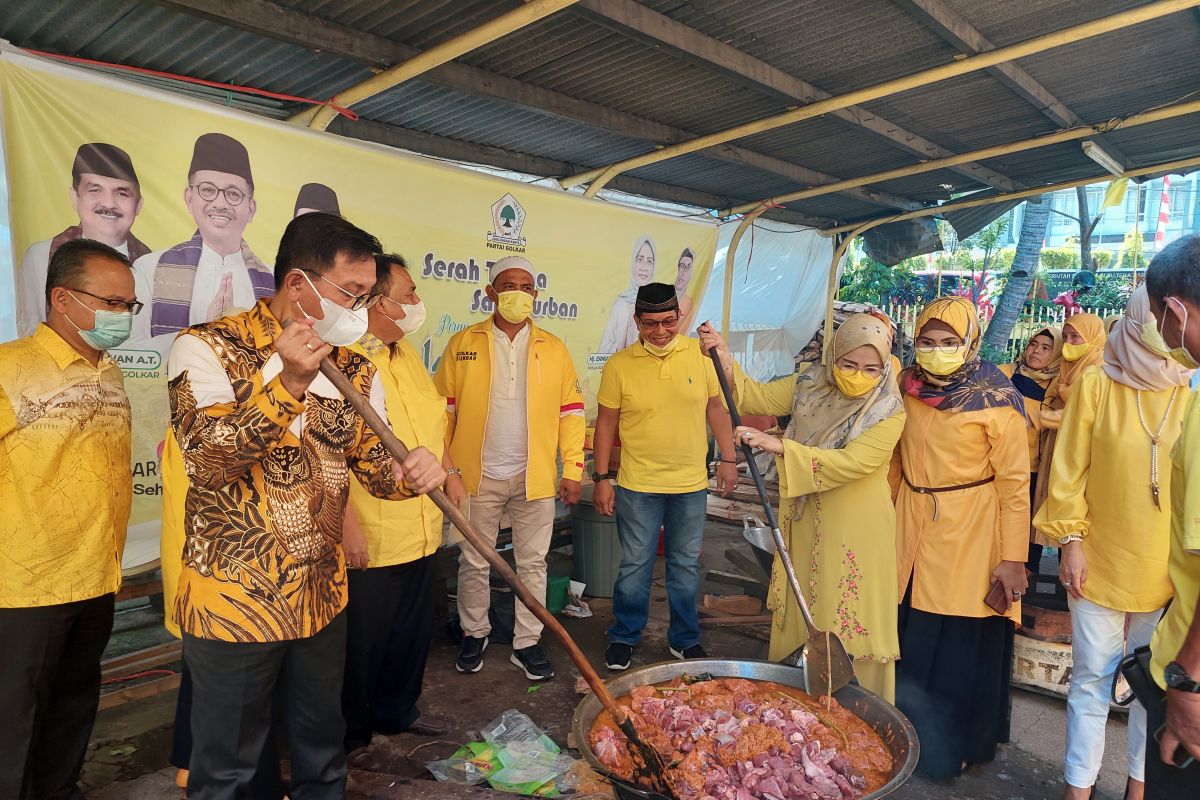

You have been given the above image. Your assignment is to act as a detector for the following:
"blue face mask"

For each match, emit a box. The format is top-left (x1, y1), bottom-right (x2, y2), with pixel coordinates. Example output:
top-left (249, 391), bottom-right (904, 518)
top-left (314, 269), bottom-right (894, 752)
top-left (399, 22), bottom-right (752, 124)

top-left (68, 292), bottom-right (132, 350)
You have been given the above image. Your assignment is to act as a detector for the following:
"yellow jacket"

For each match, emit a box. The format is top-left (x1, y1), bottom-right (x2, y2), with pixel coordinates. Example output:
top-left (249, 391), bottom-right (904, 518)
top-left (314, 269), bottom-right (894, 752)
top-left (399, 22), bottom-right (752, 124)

top-left (348, 335), bottom-right (446, 568)
top-left (434, 320), bottom-right (585, 500)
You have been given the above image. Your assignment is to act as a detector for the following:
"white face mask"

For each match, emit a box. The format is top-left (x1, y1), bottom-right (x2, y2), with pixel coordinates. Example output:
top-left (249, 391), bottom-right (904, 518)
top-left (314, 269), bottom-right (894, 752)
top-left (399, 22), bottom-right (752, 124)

top-left (392, 300), bottom-right (426, 336)
top-left (296, 271), bottom-right (368, 347)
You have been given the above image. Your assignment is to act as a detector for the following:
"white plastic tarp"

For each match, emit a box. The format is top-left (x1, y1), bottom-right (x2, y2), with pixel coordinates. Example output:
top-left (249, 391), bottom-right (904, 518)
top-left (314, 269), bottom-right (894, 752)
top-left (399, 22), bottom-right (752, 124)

top-left (695, 219), bottom-right (842, 381)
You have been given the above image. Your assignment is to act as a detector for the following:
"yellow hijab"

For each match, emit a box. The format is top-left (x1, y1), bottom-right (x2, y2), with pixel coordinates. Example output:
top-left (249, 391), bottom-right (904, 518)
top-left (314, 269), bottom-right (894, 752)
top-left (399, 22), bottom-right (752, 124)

top-left (1049, 313), bottom-right (1106, 406)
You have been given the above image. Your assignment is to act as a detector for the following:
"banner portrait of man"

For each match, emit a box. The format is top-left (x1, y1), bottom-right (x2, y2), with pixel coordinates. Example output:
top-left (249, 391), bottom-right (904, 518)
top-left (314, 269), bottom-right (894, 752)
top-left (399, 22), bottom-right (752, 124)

top-left (132, 132), bottom-right (274, 340)
top-left (293, 182), bottom-right (340, 218)
top-left (15, 142), bottom-right (150, 336)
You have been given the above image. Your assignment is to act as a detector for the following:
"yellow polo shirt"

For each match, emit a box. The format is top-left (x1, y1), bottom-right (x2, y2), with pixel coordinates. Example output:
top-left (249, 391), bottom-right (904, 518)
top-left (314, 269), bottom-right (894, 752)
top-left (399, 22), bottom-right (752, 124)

top-left (348, 335), bottom-right (446, 567)
top-left (596, 336), bottom-right (719, 493)
top-left (0, 324), bottom-right (132, 607)
top-left (1151, 386), bottom-right (1200, 688)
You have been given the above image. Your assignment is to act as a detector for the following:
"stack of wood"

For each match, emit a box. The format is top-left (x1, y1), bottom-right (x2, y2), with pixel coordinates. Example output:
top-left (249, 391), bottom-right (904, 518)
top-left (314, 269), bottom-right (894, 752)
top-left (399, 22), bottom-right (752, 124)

top-left (705, 453), bottom-right (781, 524)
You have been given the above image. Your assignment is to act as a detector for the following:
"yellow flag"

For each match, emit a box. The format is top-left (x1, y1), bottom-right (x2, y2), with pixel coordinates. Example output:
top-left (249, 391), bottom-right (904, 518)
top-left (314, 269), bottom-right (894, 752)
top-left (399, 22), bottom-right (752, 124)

top-left (1101, 178), bottom-right (1129, 210)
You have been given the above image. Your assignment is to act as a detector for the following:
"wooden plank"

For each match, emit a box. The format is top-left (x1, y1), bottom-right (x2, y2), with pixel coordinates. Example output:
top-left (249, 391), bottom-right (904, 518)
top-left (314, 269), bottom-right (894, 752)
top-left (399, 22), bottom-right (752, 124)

top-left (101, 641), bottom-right (183, 676)
top-left (706, 570), bottom-right (768, 600)
top-left (115, 576), bottom-right (163, 603)
top-left (155, 0), bottom-right (919, 212)
top-left (699, 614), bottom-right (773, 626)
top-left (723, 547), bottom-right (770, 584)
top-left (575, 0), bottom-right (1019, 192)
top-left (98, 673), bottom-right (181, 711)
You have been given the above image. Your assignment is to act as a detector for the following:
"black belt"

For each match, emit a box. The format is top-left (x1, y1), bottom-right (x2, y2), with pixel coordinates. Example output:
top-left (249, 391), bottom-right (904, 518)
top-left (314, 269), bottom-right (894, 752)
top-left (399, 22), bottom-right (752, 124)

top-left (902, 473), bottom-right (996, 521)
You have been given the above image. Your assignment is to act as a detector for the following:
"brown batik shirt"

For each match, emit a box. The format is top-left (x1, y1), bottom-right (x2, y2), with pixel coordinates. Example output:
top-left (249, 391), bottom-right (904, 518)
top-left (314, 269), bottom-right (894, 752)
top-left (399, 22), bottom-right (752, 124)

top-left (166, 300), bottom-right (409, 642)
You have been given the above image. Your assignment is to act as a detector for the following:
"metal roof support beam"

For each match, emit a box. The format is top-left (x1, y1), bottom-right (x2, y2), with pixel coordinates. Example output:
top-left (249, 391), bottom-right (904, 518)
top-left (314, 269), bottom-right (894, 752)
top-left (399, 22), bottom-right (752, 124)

top-left (894, 0), bottom-right (1132, 169)
top-left (819, 154), bottom-right (1200, 236)
top-left (563, 0), bottom-right (1198, 196)
top-left (326, 117), bottom-right (837, 229)
top-left (719, 97), bottom-right (1200, 217)
top-left (288, 0), bottom-right (580, 130)
top-left (157, 0), bottom-right (920, 211)
top-left (574, 0), bottom-right (1018, 192)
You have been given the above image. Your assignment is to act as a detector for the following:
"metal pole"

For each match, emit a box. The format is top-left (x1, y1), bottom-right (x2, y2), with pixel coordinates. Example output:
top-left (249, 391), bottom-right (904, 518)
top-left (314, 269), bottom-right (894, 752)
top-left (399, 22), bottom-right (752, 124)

top-left (564, 0), bottom-right (1198, 194)
top-left (293, 0), bottom-right (579, 130)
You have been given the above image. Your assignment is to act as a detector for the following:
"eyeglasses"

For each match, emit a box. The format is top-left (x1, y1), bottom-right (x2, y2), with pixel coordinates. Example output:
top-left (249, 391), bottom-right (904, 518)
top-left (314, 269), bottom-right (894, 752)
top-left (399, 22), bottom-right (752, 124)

top-left (67, 288), bottom-right (144, 315)
top-left (836, 363), bottom-right (884, 378)
top-left (190, 182), bottom-right (250, 206)
top-left (302, 270), bottom-right (379, 311)
top-left (637, 317), bottom-right (679, 331)
top-left (914, 341), bottom-right (964, 353)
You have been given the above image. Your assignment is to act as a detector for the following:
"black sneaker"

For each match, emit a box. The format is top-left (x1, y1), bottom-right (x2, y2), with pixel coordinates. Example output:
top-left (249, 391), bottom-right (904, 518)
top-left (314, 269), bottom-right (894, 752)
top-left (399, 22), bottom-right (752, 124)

top-left (605, 643), bottom-right (633, 671)
top-left (669, 644), bottom-right (707, 660)
top-left (455, 635), bottom-right (488, 674)
top-left (510, 645), bottom-right (555, 681)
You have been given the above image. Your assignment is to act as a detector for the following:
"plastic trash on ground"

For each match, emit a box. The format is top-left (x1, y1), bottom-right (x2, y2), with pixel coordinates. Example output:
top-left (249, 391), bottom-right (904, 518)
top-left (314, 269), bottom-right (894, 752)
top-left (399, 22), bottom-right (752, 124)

top-left (562, 580), bottom-right (593, 618)
top-left (430, 710), bottom-right (579, 796)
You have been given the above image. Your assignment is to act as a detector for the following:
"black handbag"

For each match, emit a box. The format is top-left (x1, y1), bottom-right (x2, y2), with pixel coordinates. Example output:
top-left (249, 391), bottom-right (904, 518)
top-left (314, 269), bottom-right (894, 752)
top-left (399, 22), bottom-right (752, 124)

top-left (1115, 644), bottom-right (1160, 709)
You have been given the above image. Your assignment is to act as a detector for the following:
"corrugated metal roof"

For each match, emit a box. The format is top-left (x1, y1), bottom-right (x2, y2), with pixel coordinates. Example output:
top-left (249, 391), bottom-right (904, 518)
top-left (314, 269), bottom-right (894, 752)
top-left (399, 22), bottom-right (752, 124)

top-left (0, 0), bottom-right (1195, 228)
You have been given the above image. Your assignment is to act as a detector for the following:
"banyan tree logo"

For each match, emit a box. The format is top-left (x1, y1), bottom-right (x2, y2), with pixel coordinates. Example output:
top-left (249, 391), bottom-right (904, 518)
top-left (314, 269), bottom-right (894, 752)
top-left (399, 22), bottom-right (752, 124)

top-left (487, 193), bottom-right (527, 251)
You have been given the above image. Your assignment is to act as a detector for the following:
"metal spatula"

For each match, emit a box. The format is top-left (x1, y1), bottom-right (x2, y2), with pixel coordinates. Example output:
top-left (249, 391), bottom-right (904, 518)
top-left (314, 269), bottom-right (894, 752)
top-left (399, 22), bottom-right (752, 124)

top-left (707, 349), bottom-right (856, 699)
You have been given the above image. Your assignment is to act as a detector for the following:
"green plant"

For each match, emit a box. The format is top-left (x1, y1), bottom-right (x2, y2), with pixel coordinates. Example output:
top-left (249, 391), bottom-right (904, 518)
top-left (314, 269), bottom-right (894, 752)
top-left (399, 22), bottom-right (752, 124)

top-left (1092, 251), bottom-right (1113, 269)
top-left (1039, 248), bottom-right (1081, 271)
top-left (1119, 229), bottom-right (1149, 271)
top-left (840, 258), bottom-right (919, 305)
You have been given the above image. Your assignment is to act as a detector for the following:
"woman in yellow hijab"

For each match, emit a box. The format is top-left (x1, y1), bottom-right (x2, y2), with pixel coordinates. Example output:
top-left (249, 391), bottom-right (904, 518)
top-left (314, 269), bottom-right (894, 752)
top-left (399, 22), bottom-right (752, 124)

top-left (698, 315), bottom-right (905, 701)
top-left (1034, 313), bottom-right (1107, 518)
top-left (999, 326), bottom-right (1063, 574)
top-left (893, 296), bottom-right (1031, 778)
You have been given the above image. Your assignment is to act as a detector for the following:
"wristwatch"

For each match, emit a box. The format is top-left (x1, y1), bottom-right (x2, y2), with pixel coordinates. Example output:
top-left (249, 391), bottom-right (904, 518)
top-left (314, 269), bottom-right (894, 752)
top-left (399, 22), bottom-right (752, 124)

top-left (591, 470), bottom-right (617, 483)
top-left (446, 467), bottom-right (462, 478)
top-left (1164, 661), bottom-right (1200, 693)
top-left (1057, 533), bottom-right (1083, 546)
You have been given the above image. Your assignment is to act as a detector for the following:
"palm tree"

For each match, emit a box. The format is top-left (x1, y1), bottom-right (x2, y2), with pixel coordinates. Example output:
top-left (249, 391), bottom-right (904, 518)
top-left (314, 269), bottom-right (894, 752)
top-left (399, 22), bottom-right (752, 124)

top-left (981, 197), bottom-right (1050, 355)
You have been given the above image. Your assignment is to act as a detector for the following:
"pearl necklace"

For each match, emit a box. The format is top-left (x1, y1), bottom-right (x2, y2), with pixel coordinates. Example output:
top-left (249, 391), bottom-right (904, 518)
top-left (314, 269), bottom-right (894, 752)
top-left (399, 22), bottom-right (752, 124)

top-left (1135, 387), bottom-right (1180, 510)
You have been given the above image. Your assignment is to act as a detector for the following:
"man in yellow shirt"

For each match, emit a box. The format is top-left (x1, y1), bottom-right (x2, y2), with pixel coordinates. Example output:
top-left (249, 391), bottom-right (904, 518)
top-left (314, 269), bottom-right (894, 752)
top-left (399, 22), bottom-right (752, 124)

top-left (436, 255), bottom-right (585, 681)
top-left (0, 239), bottom-right (137, 799)
top-left (591, 283), bottom-right (737, 671)
top-left (167, 213), bottom-right (444, 798)
top-left (340, 253), bottom-right (450, 762)
top-left (1144, 234), bottom-right (1200, 797)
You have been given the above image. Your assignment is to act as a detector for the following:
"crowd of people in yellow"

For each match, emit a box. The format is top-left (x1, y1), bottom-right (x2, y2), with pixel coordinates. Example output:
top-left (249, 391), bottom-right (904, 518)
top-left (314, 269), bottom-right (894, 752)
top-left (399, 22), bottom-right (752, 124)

top-left (1, 207), bottom-right (1199, 800)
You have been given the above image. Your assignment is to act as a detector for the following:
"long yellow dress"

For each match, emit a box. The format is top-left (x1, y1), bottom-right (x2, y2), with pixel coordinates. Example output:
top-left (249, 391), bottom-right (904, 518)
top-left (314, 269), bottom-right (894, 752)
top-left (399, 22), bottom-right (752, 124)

top-left (734, 368), bottom-right (904, 701)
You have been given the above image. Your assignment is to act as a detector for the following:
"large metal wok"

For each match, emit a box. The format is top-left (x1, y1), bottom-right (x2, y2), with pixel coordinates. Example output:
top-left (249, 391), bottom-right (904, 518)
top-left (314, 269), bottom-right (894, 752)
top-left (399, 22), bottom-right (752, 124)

top-left (571, 659), bottom-right (918, 800)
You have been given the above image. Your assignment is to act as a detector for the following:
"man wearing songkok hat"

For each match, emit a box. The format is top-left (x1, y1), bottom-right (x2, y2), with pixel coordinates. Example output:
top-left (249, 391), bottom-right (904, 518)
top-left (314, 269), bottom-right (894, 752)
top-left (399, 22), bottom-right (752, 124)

top-left (133, 132), bottom-right (274, 339)
top-left (591, 282), bottom-right (738, 671)
top-left (434, 255), bottom-right (585, 681)
top-left (15, 142), bottom-right (150, 336)
top-left (294, 182), bottom-right (341, 217)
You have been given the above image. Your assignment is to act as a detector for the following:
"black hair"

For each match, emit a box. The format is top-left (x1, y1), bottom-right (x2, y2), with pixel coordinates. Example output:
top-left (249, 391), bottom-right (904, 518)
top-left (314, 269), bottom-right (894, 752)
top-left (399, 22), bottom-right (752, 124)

top-left (373, 252), bottom-right (408, 296)
top-left (1146, 235), bottom-right (1200, 306)
top-left (45, 239), bottom-right (132, 307)
top-left (273, 212), bottom-right (382, 289)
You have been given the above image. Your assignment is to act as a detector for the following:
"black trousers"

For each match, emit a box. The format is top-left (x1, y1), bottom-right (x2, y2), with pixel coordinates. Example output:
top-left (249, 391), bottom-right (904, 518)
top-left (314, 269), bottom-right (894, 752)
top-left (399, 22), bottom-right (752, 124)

top-left (169, 662), bottom-right (286, 799)
top-left (342, 555), bottom-right (437, 752)
top-left (0, 594), bottom-right (115, 800)
top-left (183, 612), bottom-right (348, 800)
top-left (1144, 679), bottom-right (1200, 799)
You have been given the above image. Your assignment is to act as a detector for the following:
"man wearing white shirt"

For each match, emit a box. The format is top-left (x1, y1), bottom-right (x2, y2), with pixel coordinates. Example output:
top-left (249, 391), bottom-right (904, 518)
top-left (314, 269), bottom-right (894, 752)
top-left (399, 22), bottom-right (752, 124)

top-left (15, 142), bottom-right (151, 336)
top-left (133, 132), bottom-right (274, 340)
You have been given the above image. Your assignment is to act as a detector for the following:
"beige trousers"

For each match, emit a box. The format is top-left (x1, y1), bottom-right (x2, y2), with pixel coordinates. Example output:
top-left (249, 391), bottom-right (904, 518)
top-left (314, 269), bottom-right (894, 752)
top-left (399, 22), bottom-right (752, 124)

top-left (457, 472), bottom-right (555, 649)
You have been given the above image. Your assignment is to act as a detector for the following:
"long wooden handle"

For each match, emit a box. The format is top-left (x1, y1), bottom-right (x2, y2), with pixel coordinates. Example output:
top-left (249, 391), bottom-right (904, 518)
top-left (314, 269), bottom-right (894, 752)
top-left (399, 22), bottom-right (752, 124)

top-left (706, 350), bottom-right (819, 632)
top-left (316, 359), bottom-right (629, 723)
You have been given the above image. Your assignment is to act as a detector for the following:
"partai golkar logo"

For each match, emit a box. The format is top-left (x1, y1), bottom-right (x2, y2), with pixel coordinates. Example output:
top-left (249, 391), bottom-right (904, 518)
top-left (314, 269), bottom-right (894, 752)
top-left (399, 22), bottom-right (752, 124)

top-left (486, 193), bottom-right (527, 252)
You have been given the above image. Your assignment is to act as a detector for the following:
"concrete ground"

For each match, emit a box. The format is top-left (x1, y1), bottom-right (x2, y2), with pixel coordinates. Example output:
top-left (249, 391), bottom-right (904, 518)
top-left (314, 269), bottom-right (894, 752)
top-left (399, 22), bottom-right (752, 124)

top-left (85, 520), bottom-right (1132, 800)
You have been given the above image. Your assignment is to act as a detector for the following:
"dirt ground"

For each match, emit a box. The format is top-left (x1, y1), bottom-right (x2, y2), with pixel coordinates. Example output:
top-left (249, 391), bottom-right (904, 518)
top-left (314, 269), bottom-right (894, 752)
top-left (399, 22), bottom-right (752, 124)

top-left (84, 519), bottom-right (1130, 800)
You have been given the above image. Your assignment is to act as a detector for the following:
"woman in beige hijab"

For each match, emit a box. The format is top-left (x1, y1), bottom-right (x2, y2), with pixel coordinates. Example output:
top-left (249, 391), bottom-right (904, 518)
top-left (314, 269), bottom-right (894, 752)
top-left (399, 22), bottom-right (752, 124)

top-left (699, 315), bottom-right (905, 700)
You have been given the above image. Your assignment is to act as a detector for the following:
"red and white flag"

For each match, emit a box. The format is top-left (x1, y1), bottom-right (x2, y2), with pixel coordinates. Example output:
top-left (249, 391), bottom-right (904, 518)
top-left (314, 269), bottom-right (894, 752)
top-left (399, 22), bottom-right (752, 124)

top-left (1155, 176), bottom-right (1171, 249)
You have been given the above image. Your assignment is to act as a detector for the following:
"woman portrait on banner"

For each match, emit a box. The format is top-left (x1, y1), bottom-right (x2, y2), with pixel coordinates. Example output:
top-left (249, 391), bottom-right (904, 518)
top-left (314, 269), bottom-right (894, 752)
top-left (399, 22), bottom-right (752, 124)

top-left (697, 315), bottom-right (905, 701)
top-left (1033, 313), bottom-right (1107, 516)
top-left (999, 326), bottom-right (1063, 574)
top-left (1034, 286), bottom-right (1190, 800)
top-left (675, 248), bottom-right (696, 330)
top-left (892, 296), bottom-right (1030, 779)
top-left (598, 236), bottom-right (656, 354)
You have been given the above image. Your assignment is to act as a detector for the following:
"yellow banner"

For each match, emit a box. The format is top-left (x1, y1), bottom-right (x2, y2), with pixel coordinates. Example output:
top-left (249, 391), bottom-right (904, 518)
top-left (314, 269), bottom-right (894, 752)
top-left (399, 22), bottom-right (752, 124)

top-left (0, 53), bottom-right (717, 569)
